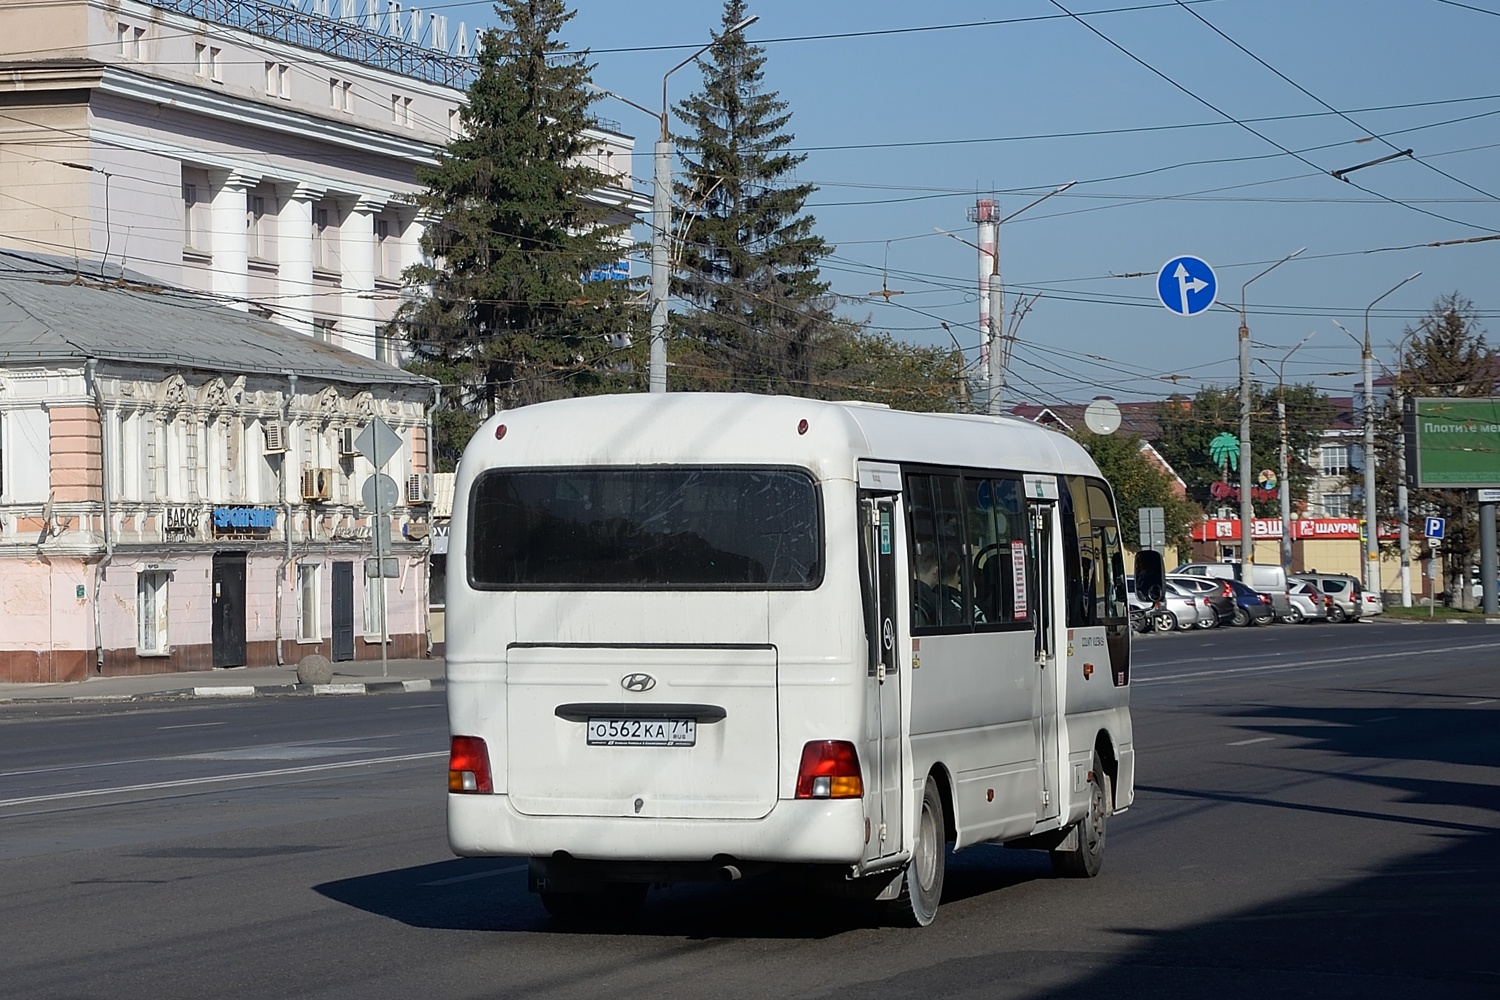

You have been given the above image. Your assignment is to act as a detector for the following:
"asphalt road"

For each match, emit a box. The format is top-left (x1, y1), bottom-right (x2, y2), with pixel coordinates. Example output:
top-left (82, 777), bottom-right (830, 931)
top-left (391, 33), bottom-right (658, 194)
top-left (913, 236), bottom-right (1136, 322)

top-left (1, 621), bottom-right (1497, 1000)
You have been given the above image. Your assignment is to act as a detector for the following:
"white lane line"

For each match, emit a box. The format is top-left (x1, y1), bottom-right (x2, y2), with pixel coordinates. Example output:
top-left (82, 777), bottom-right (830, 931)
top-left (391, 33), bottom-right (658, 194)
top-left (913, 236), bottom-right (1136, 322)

top-left (1364, 716), bottom-right (1398, 723)
top-left (0, 751), bottom-right (446, 808)
top-left (157, 722), bottom-right (228, 731)
top-left (422, 863), bottom-right (529, 886)
top-left (1137, 641), bottom-right (1500, 686)
top-left (1467, 698), bottom-right (1496, 705)
top-left (1227, 736), bottom-right (1275, 746)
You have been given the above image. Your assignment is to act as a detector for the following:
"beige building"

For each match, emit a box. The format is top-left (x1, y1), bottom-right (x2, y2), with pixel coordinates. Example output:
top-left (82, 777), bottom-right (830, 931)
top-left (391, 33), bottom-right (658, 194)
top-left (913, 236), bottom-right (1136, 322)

top-left (0, 0), bottom-right (645, 363)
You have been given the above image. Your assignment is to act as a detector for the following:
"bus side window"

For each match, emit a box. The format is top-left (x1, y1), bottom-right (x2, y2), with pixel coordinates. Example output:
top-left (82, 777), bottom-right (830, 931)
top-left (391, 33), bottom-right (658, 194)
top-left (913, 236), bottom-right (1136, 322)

top-left (906, 472), bottom-right (969, 630)
top-left (968, 476), bottom-right (1025, 625)
top-left (1060, 477), bottom-right (1090, 628)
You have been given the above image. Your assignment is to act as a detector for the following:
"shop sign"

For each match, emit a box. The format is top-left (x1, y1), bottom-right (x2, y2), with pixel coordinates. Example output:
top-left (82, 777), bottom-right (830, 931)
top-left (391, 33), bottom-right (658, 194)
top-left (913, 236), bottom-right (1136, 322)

top-left (1192, 518), bottom-right (1399, 542)
top-left (164, 505), bottom-right (199, 539)
top-left (212, 506), bottom-right (277, 538)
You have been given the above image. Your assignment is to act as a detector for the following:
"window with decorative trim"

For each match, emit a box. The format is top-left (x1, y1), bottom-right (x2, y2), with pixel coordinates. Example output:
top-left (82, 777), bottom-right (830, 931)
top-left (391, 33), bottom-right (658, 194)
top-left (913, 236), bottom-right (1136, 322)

top-left (297, 564), bottom-right (321, 642)
top-left (137, 571), bottom-right (170, 655)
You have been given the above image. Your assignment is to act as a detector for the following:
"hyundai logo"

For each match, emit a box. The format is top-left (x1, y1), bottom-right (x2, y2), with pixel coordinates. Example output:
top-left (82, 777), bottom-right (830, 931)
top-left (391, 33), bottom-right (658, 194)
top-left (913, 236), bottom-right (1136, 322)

top-left (621, 673), bottom-right (656, 693)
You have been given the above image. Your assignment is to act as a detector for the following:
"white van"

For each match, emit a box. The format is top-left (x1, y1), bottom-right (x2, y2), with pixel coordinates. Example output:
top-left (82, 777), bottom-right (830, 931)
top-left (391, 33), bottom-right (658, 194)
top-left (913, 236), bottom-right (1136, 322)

top-left (1174, 562), bottom-right (1290, 619)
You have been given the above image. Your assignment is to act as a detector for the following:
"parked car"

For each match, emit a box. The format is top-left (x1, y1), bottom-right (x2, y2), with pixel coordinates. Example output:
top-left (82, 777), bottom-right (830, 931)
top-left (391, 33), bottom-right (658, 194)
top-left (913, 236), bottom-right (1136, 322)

top-left (1166, 574), bottom-right (1236, 628)
top-left (1285, 578), bottom-right (1331, 623)
top-left (1175, 561), bottom-right (1291, 620)
top-left (1361, 590), bottom-right (1384, 617)
top-left (1156, 580), bottom-right (1204, 631)
top-left (1292, 573), bottom-right (1363, 623)
top-left (1221, 577), bottom-right (1275, 626)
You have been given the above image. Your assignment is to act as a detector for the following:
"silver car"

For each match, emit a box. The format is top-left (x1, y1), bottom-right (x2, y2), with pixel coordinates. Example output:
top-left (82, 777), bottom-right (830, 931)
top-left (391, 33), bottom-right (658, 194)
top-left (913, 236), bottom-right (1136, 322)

top-left (1154, 579), bottom-right (1204, 631)
top-left (1285, 579), bottom-right (1329, 623)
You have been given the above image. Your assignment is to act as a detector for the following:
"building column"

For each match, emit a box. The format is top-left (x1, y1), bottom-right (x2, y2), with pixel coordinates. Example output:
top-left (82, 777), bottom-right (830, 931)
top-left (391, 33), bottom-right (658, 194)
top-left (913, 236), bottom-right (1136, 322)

top-left (275, 183), bottom-right (323, 337)
top-left (208, 170), bottom-right (258, 311)
top-left (339, 195), bottom-right (382, 360)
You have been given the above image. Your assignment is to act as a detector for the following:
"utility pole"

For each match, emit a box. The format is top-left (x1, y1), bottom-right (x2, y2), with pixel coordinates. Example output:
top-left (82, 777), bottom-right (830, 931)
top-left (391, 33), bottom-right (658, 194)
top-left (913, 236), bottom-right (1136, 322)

top-left (1236, 248), bottom-right (1304, 566)
top-left (1339, 273), bottom-right (1421, 599)
top-left (1258, 331), bottom-right (1315, 573)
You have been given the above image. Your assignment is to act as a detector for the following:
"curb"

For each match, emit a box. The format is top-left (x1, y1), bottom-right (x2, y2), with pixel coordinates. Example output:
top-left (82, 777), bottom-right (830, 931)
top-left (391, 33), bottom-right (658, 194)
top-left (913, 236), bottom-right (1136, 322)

top-left (0, 678), bottom-right (442, 705)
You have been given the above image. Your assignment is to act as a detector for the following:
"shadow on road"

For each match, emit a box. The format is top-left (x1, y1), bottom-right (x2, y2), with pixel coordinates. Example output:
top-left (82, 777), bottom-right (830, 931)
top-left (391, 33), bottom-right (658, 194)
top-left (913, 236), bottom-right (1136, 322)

top-left (314, 844), bottom-right (1055, 939)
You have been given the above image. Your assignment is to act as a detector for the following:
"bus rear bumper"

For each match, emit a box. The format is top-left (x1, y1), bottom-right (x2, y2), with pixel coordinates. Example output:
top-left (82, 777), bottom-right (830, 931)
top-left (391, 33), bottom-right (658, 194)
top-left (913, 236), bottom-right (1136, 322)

top-left (448, 793), bottom-right (867, 866)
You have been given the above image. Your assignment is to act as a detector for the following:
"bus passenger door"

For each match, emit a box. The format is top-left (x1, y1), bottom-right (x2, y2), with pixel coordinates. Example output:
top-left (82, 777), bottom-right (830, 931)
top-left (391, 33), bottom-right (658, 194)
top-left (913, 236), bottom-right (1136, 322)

top-left (1028, 499), bottom-right (1062, 825)
top-left (859, 488), bottom-right (904, 862)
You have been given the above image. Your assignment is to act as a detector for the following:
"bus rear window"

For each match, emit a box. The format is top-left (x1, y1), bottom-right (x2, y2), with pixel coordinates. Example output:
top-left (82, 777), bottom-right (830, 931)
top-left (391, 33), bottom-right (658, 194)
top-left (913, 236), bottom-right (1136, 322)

top-left (468, 467), bottom-right (822, 589)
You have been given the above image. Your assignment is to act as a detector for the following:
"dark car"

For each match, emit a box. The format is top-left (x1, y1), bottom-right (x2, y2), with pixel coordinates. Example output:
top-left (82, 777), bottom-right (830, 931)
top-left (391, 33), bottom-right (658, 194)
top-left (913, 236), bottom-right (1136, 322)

top-left (1167, 574), bottom-right (1236, 628)
top-left (1223, 577), bottom-right (1274, 626)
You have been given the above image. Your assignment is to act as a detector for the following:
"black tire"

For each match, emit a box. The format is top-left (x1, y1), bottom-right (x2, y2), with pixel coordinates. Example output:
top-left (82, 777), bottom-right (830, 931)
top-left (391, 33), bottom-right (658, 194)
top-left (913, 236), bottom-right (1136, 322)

top-left (1152, 610), bottom-right (1177, 632)
top-left (1329, 604), bottom-right (1348, 623)
top-left (1196, 613), bottom-right (1218, 629)
top-left (1282, 605), bottom-right (1304, 625)
top-left (886, 776), bottom-right (946, 927)
top-left (1231, 606), bottom-right (1250, 627)
top-left (1052, 752), bottom-right (1110, 878)
top-left (539, 882), bottom-right (647, 925)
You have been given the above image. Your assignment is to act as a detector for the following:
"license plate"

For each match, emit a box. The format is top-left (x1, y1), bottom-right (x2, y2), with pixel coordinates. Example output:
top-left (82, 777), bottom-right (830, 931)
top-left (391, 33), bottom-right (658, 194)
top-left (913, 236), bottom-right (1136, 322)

top-left (586, 717), bottom-right (696, 747)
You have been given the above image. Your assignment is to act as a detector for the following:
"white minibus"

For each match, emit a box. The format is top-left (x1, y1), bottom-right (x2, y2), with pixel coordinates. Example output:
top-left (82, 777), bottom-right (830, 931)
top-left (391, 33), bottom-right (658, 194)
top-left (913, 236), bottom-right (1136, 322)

top-left (445, 393), bottom-right (1164, 926)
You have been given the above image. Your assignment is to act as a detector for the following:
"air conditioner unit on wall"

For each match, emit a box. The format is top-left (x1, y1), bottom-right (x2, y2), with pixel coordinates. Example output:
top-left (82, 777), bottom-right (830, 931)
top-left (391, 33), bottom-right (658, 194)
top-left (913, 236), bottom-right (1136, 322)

top-left (263, 422), bottom-right (287, 453)
top-left (406, 473), bottom-right (432, 505)
top-left (301, 467), bottom-right (333, 502)
top-left (338, 427), bottom-right (358, 457)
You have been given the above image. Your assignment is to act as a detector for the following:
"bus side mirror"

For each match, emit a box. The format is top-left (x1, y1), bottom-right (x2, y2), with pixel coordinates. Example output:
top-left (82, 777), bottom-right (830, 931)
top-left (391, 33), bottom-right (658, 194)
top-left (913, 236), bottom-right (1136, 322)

top-left (1135, 550), bottom-right (1166, 603)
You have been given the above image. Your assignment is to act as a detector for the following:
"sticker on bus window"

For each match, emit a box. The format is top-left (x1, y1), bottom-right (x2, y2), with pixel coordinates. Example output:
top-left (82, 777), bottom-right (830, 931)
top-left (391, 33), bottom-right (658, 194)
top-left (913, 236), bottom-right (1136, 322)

top-left (1011, 540), bottom-right (1028, 619)
top-left (879, 511), bottom-right (891, 555)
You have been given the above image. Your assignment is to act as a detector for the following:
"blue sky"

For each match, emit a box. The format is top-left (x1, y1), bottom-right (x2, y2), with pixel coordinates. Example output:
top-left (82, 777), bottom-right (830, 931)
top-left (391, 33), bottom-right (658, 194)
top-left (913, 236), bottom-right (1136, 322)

top-left (426, 0), bottom-right (1500, 405)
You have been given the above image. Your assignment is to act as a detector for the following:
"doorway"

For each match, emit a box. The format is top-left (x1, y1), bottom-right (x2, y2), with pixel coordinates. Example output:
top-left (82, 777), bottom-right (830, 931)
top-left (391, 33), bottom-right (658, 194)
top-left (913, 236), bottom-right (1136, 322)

top-left (211, 552), bottom-right (247, 668)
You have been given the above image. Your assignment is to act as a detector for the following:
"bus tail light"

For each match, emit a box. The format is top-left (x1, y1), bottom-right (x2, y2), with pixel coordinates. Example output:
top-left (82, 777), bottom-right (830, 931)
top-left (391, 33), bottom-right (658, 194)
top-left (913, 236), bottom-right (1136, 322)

top-left (795, 740), bottom-right (863, 799)
top-left (449, 736), bottom-right (493, 793)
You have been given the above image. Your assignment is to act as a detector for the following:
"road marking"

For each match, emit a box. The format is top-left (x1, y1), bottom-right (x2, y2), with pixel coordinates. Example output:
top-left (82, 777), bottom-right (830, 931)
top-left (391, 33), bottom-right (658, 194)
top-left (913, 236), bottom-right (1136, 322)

top-left (1227, 736), bottom-right (1275, 746)
top-left (1467, 698), bottom-right (1496, 706)
top-left (1137, 641), bottom-right (1500, 686)
top-left (157, 722), bottom-right (228, 731)
top-left (1364, 716), bottom-right (1397, 723)
top-left (422, 863), bottom-right (528, 886)
top-left (0, 751), bottom-right (445, 809)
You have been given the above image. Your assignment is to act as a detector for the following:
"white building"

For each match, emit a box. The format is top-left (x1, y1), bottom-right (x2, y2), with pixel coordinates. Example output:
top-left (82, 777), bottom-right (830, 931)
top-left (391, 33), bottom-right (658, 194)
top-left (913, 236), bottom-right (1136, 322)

top-left (0, 0), bottom-right (644, 363)
top-left (0, 252), bottom-right (435, 682)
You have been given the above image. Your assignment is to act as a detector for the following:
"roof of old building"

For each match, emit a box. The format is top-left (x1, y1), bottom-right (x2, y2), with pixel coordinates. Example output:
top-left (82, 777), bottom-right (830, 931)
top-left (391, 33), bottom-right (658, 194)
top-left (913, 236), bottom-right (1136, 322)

top-left (0, 251), bottom-right (431, 388)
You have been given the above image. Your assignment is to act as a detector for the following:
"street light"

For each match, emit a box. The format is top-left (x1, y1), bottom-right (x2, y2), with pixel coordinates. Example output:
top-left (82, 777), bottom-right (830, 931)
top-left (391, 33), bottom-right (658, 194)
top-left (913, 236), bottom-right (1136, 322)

top-left (591, 14), bottom-right (759, 394)
top-left (1256, 331), bottom-right (1315, 572)
top-left (1236, 247), bottom-right (1305, 565)
top-left (1335, 271), bottom-right (1421, 600)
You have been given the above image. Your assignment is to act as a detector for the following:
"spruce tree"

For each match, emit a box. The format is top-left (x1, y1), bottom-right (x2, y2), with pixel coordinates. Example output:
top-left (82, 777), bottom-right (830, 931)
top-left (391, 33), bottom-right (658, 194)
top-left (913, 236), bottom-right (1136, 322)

top-left (396, 0), bottom-right (640, 465)
top-left (672, 0), bottom-right (836, 394)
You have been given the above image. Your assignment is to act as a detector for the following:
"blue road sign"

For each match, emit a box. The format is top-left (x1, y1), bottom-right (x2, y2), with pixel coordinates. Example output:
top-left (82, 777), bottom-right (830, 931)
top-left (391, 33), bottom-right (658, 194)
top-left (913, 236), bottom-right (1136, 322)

top-left (1156, 255), bottom-right (1218, 316)
top-left (1424, 516), bottom-right (1446, 540)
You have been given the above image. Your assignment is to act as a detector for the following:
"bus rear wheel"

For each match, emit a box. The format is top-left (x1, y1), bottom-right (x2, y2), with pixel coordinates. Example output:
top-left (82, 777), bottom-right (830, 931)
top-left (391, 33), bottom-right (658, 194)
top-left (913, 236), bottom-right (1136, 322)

top-left (1051, 753), bottom-right (1109, 879)
top-left (885, 776), bottom-right (946, 927)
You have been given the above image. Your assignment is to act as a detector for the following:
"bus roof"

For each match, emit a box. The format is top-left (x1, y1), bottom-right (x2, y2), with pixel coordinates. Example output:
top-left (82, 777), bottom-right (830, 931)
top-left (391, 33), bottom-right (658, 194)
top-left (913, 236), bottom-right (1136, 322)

top-left (459, 393), bottom-right (1103, 482)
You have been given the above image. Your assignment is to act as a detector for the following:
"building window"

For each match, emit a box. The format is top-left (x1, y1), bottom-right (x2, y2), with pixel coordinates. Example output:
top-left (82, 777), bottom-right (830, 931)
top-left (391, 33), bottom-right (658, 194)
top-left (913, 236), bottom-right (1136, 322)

top-left (312, 317), bottom-right (336, 342)
top-left (329, 77), bottom-right (353, 113)
top-left (1323, 492), bottom-right (1352, 517)
top-left (312, 207), bottom-right (330, 268)
top-left (364, 569), bottom-right (386, 641)
top-left (375, 218), bottom-right (391, 277)
top-left (297, 564), bottom-right (321, 642)
top-left (137, 571), bottom-right (170, 655)
top-left (265, 62), bottom-right (290, 99)
top-left (247, 195), bottom-right (267, 258)
top-left (447, 107), bottom-right (462, 138)
top-left (1321, 444), bottom-right (1349, 476)
top-left (391, 94), bottom-right (412, 127)
top-left (183, 183), bottom-right (204, 248)
top-left (118, 23), bottom-right (145, 59)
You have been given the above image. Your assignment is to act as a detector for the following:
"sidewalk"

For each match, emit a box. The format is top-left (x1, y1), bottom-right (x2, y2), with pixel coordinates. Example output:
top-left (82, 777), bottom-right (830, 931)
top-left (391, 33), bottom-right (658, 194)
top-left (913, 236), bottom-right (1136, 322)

top-left (0, 656), bottom-right (445, 704)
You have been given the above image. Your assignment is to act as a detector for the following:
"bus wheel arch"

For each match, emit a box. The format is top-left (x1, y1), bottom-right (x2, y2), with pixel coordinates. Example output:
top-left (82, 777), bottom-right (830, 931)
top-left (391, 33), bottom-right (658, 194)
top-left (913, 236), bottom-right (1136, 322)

top-left (1093, 731), bottom-right (1119, 813)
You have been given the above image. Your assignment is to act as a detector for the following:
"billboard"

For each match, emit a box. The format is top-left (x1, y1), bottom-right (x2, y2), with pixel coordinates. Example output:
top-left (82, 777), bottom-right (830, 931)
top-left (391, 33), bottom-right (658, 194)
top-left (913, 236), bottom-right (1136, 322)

top-left (1404, 397), bottom-right (1500, 489)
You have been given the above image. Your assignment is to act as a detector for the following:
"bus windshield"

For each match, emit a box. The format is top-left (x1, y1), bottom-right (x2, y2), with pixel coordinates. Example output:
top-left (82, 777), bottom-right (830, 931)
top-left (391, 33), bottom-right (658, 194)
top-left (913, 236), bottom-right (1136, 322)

top-left (468, 466), bottom-right (821, 590)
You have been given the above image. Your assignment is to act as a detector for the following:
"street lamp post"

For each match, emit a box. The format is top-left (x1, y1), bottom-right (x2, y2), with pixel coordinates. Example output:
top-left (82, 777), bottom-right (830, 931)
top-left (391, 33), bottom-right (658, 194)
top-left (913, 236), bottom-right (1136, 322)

top-left (1257, 331), bottom-right (1316, 573)
top-left (1337, 272), bottom-right (1421, 600)
top-left (646, 14), bottom-right (758, 393)
top-left (1236, 248), bottom-right (1305, 565)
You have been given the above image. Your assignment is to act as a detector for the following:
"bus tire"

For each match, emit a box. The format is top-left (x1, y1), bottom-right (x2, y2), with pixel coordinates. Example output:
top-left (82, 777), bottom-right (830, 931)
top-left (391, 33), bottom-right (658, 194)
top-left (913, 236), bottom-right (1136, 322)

top-left (1051, 753), bottom-right (1109, 879)
top-left (886, 776), bottom-right (946, 927)
top-left (538, 882), bottom-right (647, 925)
